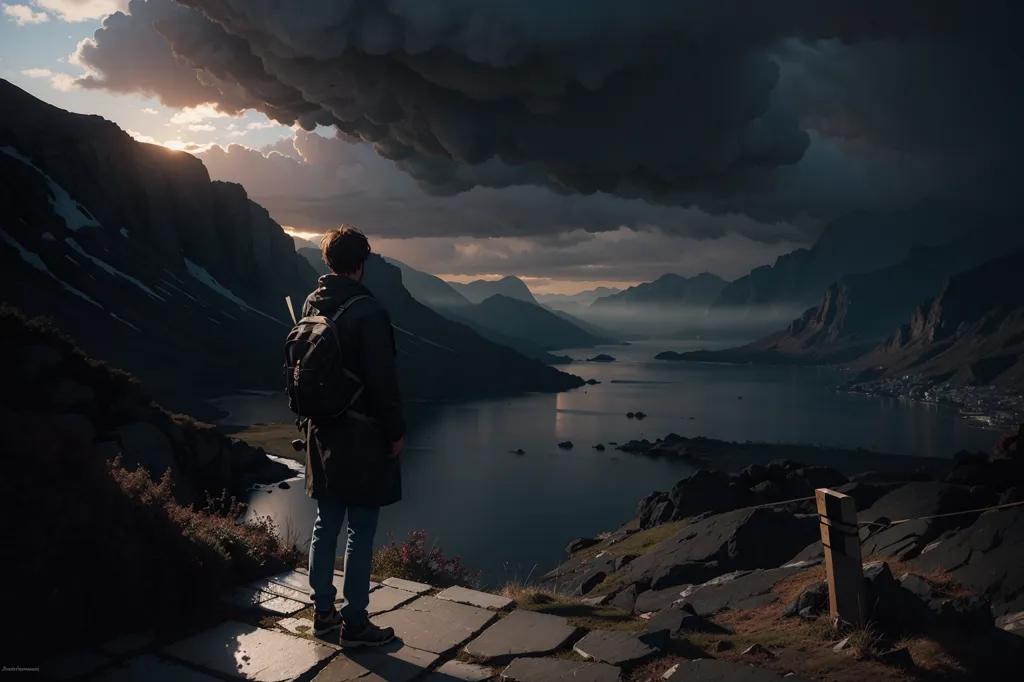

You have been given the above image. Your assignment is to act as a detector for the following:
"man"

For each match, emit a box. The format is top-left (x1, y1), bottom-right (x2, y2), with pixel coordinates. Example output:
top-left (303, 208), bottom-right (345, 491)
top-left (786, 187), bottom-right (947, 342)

top-left (302, 225), bottom-right (405, 646)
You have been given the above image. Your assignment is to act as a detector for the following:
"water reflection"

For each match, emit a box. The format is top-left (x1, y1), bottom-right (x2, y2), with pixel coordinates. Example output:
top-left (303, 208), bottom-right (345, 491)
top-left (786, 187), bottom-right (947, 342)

top-left (233, 341), bottom-right (1002, 586)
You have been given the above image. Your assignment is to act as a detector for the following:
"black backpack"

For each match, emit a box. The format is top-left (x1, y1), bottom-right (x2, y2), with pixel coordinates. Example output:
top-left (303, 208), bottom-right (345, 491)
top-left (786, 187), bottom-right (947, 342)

top-left (284, 295), bottom-right (370, 419)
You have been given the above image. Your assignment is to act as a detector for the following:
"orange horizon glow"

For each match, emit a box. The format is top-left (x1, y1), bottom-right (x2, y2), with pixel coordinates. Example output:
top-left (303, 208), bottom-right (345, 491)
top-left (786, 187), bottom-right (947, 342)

top-left (281, 230), bottom-right (637, 295)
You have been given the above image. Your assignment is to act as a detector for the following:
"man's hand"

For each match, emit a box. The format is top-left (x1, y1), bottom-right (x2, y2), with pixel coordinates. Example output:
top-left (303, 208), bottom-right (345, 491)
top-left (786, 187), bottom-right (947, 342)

top-left (388, 437), bottom-right (405, 458)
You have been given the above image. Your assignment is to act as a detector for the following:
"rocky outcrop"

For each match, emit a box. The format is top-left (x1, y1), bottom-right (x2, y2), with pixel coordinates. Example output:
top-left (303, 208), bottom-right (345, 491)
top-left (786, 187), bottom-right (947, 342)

top-left (911, 507), bottom-right (1024, 617)
top-left (1, 306), bottom-right (290, 503)
top-left (635, 459), bottom-right (848, 530)
top-left (851, 248), bottom-right (1024, 388)
top-left (622, 508), bottom-right (818, 592)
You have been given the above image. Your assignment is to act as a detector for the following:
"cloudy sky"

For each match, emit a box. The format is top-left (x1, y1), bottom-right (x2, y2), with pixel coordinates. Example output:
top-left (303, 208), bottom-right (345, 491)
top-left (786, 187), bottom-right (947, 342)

top-left (2, 1), bottom-right (1019, 294)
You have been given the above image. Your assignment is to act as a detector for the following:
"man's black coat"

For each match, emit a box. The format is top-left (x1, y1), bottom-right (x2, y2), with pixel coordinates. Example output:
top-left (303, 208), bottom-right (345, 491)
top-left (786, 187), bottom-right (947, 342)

top-left (300, 274), bottom-right (405, 508)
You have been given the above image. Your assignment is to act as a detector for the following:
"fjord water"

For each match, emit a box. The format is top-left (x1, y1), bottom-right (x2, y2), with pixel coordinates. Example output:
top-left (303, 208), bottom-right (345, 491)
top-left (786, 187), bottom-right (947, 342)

top-left (221, 341), bottom-right (998, 586)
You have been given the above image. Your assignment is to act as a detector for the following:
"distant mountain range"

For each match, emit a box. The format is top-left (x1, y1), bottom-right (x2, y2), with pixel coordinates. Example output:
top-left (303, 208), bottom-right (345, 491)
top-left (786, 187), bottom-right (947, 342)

top-left (458, 294), bottom-right (607, 350)
top-left (0, 79), bottom-right (583, 410)
top-left (449, 276), bottom-right (538, 304)
top-left (591, 273), bottom-right (729, 309)
top-left (537, 287), bottom-right (623, 313)
top-left (708, 202), bottom-right (975, 312)
top-left (657, 220), bottom-right (1024, 388)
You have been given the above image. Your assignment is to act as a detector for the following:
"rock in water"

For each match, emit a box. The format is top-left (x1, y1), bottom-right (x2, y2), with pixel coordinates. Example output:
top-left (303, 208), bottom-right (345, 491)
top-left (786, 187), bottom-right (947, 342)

top-left (557, 441), bottom-right (574, 449)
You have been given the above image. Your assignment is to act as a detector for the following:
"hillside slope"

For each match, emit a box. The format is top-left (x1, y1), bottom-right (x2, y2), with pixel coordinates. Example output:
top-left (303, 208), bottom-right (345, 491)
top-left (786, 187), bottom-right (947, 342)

top-left (463, 294), bottom-right (608, 350)
top-left (0, 79), bottom-right (582, 408)
top-left (0, 80), bottom-right (313, 414)
top-left (385, 257), bottom-right (473, 310)
top-left (361, 260), bottom-right (585, 395)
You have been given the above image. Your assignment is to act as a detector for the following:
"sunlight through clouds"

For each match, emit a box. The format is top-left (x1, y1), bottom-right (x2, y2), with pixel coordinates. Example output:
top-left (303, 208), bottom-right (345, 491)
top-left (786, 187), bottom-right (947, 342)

top-left (169, 103), bottom-right (230, 125)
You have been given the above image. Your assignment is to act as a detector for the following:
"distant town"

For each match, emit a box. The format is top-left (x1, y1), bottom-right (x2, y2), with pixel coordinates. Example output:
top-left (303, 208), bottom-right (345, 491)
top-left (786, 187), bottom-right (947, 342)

top-left (842, 377), bottom-right (1024, 431)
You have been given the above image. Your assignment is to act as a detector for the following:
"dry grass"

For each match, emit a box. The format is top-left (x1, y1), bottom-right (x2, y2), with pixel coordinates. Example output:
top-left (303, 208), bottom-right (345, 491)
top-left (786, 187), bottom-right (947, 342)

top-left (510, 590), bottom-right (644, 633)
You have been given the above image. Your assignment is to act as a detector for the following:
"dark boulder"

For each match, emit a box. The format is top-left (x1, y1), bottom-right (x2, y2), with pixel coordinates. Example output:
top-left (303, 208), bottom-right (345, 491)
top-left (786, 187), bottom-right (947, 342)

top-left (766, 459), bottom-right (804, 482)
top-left (610, 584), bottom-right (638, 614)
top-left (911, 506), bottom-right (1024, 616)
top-left (738, 464), bottom-right (770, 487)
top-left (783, 466), bottom-right (848, 498)
top-left (668, 469), bottom-right (752, 519)
top-left (782, 581), bottom-right (829, 619)
top-left (566, 537), bottom-right (600, 554)
top-left (637, 491), bottom-right (675, 530)
top-left (575, 571), bottom-right (607, 596)
top-left (557, 440), bottom-right (574, 449)
top-left (593, 444), bottom-right (606, 451)
top-left (858, 482), bottom-right (975, 560)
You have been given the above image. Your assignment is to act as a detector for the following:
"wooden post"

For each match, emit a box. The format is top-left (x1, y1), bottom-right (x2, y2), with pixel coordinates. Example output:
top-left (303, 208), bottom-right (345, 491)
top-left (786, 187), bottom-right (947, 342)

top-left (816, 488), bottom-right (866, 627)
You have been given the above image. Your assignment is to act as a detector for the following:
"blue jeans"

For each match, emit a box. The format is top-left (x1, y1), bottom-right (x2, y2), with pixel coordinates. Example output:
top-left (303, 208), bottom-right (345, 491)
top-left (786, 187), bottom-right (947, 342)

top-left (309, 499), bottom-right (380, 622)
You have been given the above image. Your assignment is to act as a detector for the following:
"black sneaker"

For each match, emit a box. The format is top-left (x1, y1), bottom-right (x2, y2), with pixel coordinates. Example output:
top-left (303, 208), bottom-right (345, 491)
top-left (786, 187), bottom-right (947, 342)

top-left (312, 607), bottom-right (343, 636)
top-left (341, 620), bottom-right (396, 648)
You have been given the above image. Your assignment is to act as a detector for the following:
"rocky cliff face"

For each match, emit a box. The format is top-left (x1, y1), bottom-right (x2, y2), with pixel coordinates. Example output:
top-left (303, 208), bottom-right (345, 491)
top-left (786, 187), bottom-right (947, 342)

top-left (859, 249), bottom-right (1024, 386)
top-left (661, 223), bottom-right (1024, 369)
top-left (0, 79), bottom-right (315, 414)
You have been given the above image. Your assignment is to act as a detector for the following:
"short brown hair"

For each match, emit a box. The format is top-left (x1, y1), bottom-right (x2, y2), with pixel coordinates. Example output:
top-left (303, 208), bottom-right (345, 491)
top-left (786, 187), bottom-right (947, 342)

top-left (320, 224), bottom-right (371, 274)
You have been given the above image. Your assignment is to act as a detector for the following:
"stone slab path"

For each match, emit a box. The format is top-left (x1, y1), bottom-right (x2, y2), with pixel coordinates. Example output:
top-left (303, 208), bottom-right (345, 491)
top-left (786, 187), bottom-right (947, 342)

top-left (43, 572), bottom-right (820, 682)
top-left (573, 631), bottom-right (657, 666)
top-left (463, 610), bottom-right (578, 664)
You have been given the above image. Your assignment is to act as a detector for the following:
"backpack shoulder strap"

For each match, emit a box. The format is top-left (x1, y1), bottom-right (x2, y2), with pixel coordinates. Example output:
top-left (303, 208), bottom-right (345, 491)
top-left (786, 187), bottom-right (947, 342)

top-left (330, 294), bottom-right (373, 321)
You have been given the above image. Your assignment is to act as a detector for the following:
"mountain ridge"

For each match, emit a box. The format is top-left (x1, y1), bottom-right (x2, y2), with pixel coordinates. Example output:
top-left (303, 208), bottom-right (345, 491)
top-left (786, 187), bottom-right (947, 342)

top-left (591, 272), bottom-right (728, 309)
top-left (0, 79), bottom-right (583, 410)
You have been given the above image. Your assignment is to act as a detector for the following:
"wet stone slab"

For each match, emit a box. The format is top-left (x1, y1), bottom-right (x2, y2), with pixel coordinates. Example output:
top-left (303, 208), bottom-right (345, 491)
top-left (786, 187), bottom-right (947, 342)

top-left (437, 586), bottom-right (513, 610)
top-left (422, 660), bottom-right (496, 682)
top-left (464, 610), bottom-right (579, 664)
top-left (221, 586), bottom-right (306, 616)
top-left (500, 657), bottom-right (621, 682)
top-left (361, 585), bottom-right (418, 616)
top-left (383, 577), bottom-right (433, 594)
top-left (162, 620), bottom-right (335, 682)
top-left (312, 639), bottom-right (438, 682)
top-left (93, 654), bottom-right (223, 682)
top-left (372, 597), bottom-right (497, 655)
top-left (44, 649), bottom-right (114, 681)
top-left (573, 630), bottom-right (657, 665)
top-left (277, 617), bottom-right (314, 636)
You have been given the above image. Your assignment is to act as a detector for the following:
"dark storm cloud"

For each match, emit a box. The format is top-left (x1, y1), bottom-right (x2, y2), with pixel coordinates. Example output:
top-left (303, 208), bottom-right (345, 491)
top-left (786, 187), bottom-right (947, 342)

top-left (73, 0), bottom-right (1023, 223)
top-left (197, 132), bottom-right (807, 244)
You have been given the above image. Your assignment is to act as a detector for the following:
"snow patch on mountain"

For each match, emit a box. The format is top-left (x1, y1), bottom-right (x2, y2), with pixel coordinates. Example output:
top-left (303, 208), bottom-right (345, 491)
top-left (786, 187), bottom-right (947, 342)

top-left (0, 228), bottom-right (102, 308)
top-left (64, 237), bottom-right (164, 301)
top-left (183, 258), bottom-right (283, 325)
top-left (0, 145), bottom-right (101, 232)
